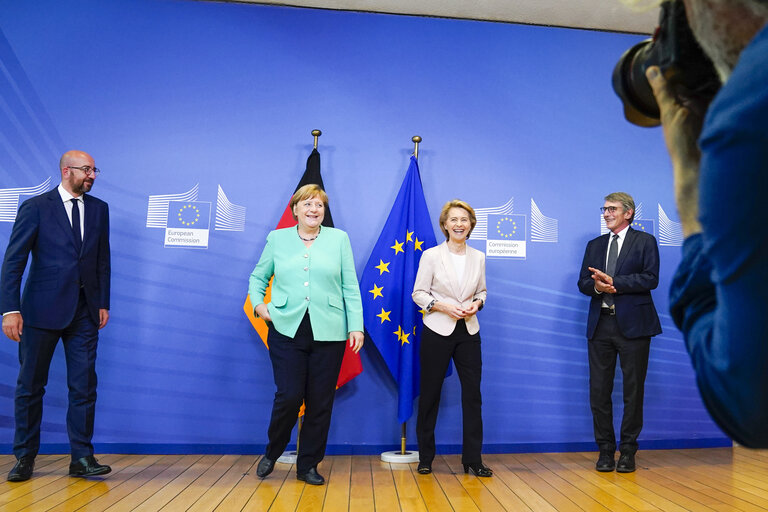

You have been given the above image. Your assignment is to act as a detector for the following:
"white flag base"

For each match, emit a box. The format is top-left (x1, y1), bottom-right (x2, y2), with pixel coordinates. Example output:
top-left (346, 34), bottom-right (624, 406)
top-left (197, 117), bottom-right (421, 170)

top-left (381, 450), bottom-right (419, 463)
top-left (277, 451), bottom-right (297, 464)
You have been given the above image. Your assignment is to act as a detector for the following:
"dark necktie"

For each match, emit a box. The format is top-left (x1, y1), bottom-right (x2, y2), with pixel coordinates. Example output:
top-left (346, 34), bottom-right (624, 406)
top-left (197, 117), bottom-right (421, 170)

top-left (604, 234), bottom-right (618, 306)
top-left (71, 198), bottom-right (82, 252)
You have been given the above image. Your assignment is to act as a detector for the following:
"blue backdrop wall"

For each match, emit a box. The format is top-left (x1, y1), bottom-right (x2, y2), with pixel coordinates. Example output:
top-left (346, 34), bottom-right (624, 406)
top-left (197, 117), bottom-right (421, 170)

top-left (0, 0), bottom-right (727, 454)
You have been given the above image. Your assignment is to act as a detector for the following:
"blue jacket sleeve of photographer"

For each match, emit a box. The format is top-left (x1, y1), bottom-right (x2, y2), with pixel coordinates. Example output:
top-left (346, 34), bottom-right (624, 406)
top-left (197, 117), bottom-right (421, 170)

top-left (669, 24), bottom-right (768, 449)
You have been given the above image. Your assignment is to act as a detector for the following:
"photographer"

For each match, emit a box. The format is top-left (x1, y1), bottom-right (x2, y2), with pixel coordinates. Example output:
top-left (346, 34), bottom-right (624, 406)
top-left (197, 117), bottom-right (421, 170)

top-left (645, 0), bottom-right (768, 447)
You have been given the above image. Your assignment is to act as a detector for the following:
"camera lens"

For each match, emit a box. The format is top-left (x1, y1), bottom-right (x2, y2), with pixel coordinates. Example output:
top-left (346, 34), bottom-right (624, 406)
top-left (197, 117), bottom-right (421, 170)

top-left (611, 0), bottom-right (720, 128)
top-left (612, 39), bottom-right (661, 127)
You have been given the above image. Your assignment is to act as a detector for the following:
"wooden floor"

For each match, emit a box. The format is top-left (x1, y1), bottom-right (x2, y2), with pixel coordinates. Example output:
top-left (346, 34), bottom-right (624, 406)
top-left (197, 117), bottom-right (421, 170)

top-left (2, 447), bottom-right (768, 511)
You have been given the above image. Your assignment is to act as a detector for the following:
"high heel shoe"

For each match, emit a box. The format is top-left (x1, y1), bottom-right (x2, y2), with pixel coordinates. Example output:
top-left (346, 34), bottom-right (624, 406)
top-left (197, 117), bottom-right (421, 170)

top-left (417, 463), bottom-right (432, 474)
top-left (463, 462), bottom-right (492, 477)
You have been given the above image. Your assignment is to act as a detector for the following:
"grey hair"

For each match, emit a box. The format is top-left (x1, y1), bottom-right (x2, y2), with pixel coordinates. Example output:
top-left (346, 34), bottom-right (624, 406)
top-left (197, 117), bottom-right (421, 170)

top-left (604, 192), bottom-right (636, 223)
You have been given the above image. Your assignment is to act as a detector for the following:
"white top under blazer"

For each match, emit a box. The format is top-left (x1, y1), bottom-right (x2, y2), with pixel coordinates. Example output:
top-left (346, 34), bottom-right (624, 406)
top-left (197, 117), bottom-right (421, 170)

top-left (412, 241), bottom-right (487, 336)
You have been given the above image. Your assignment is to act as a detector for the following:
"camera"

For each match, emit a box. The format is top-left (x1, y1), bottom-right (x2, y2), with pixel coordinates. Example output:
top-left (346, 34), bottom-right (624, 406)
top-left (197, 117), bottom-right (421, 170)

top-left (611, 0), bottom-right (720, 127)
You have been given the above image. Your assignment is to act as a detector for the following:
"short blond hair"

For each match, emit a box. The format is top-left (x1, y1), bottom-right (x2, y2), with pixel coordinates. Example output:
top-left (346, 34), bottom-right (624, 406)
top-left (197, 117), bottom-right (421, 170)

top-left (290, 184), bottom-right (329, 220)
top-left (438, 200), bottom-right (477, 240)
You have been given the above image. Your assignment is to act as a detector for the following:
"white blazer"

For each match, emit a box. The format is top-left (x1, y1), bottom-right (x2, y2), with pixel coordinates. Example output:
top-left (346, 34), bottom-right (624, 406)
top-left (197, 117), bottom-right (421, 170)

top-left (412, 242), bottom-right (487, 336)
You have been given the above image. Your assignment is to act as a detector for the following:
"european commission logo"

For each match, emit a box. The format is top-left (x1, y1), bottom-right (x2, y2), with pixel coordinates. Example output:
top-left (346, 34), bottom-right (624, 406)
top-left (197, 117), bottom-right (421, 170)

top-left (146, 183), bottom-right (246, 249)
top-left (165, 201), bottom-right (211, 249)
top-left (487, 214), bottom-right (527, 259)
top-left (471, 196), bottom-right (558, 261)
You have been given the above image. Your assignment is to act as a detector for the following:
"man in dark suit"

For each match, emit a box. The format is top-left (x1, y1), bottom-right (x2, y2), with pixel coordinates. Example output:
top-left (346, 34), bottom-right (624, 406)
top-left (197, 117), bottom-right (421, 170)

top-left (578, 192), bottom-right (661, 474)
top-left (1, 150), bottom-right (112, 481)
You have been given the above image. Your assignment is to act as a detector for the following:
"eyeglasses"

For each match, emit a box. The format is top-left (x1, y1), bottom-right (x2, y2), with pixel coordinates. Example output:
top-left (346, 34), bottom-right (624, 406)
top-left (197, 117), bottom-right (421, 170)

top-left (600, 206), bottom-right (621, 214)
top-left (68, 165), bottom-right (101, 177)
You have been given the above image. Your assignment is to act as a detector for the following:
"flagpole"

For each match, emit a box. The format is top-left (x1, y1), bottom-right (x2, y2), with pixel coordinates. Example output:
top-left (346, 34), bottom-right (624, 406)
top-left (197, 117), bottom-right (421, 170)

top-left (380, 135), bottom-right (423, 465)
top-left (277, 129), bottom-right (321, 466)
top-left (398, 135), bottom-right (422, 456)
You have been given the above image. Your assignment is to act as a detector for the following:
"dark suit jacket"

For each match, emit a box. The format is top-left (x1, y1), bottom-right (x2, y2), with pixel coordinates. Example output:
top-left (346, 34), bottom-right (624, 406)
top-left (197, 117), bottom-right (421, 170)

top-left (1, 187), bottom-right (110, 329)
top-left (578, 227), bottom-right (661, 340)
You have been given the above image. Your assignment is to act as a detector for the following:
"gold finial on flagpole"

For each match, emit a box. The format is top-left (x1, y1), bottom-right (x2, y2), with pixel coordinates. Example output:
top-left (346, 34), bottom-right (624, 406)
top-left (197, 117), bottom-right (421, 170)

top-left (412, 135), bottom-right (422, 159)
top-left (312, 129), bottom-right (322, 149)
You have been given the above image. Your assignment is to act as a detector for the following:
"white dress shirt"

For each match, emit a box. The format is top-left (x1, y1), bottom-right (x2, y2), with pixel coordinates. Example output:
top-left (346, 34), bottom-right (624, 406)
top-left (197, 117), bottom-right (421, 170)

top-left (58, 183), bottom-right (85, 239)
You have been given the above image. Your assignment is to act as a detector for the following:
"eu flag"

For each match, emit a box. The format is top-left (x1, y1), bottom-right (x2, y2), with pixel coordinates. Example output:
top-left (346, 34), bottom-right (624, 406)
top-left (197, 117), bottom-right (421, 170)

top-left (166, 200), bottom-right (211, 230)
top-left (487, 214), bottom-right (526, 241)
top-left (632, 219), bottom-right (655, 235)
top-left (360, 156), bottom-right (437, 423)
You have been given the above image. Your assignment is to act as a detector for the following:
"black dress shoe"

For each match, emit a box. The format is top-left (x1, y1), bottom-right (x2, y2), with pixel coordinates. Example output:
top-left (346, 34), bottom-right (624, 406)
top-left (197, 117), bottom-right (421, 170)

top-left (596, 451), bottom-right (616, 472)
top-left (417, 462), bottom-right (432, 474)
top-left (69, 455), bottom-right (111, 477)
top-left (616, 452), bottom-right (636, 473)
top-left (7, 457), bottom-right (34, 482)
top-left (256, 457), bottom-right (275, 478)
top-left (463, 462), bottom-right (493, 477)
top-left (297, 467), bottom-right (325, 485)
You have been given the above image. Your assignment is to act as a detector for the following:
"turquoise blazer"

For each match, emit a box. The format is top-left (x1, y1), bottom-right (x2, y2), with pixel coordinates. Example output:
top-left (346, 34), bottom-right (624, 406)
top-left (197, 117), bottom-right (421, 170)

top-left (249, 226), bottom-right (363, 341)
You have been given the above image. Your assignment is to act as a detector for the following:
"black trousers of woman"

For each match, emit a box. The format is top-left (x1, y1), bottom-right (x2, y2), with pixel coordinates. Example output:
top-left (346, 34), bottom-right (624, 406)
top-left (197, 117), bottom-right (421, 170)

top-left (417, 320), bottom-right (483, 465)
top-left (265, 313), bottom-right (345, 474)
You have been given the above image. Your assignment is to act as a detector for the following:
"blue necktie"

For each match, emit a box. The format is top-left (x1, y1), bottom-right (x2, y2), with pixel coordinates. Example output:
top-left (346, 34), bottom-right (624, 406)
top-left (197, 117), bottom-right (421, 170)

top-left (71, 198), bottom-right (82, 252)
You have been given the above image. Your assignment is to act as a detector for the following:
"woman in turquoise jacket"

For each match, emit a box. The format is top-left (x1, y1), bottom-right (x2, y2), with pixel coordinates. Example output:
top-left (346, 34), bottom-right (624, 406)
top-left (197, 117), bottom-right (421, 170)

top-left (249, 184), bottom-right (364, 486)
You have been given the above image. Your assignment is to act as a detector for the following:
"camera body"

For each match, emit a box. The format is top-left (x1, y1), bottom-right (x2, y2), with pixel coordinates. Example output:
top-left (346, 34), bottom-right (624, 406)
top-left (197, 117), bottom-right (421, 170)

top-left (612, 0), bottom-right (720, 127)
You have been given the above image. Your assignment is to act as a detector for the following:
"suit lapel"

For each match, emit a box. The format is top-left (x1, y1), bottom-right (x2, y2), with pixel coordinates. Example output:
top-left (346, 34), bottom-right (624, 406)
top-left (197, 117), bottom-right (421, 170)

top-left (458, 249), bottom-right (478, 299)
top-left (48, 189), bottom-right (79, 252)
top-left (596, 234), bottom-right (610, 271)
top-left (82, 195), bottom-right (97, 252)
top-left (615, 228), bottom-right (636, 274)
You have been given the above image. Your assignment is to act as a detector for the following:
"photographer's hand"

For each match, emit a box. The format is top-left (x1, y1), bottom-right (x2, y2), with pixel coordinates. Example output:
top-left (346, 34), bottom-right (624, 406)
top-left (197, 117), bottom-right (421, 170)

top-left (646, 66), bottom-right (704, 237)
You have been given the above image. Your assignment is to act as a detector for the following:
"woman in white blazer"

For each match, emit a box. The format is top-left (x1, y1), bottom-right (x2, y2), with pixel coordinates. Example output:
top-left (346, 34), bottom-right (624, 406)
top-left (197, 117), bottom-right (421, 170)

top-left (412, 200), bottom-right (491, 477)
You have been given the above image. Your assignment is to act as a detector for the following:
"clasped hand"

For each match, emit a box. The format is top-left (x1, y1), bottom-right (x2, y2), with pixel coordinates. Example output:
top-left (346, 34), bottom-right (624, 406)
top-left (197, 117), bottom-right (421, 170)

top-left (434, 300), bottom-right (480, 320)
top-left (588, 267), bottom-right (616, 294)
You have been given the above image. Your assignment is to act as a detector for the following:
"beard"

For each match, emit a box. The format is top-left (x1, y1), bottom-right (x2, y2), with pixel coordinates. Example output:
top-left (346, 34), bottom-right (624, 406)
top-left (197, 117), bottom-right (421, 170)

top-left (69, 176), bottom-right (93, 195)
top-left (685, 0), bottom-right (743, 83)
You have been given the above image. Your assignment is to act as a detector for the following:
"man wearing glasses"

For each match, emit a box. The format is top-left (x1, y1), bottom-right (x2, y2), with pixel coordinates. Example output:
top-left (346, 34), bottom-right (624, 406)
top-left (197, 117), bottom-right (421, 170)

top-left (577, 192), bottom-right (661, 474)
top-left (1, 150), bottom-right (112, 481)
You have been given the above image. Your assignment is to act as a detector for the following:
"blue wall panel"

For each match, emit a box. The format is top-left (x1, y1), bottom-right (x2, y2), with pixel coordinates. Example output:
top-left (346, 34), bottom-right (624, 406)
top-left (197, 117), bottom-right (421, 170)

top-left (0, 0), bottom-right (726, 453)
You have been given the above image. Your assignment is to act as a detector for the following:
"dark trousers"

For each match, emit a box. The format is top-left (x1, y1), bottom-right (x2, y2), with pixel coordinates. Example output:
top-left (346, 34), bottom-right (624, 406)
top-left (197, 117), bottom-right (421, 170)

top-left (588, 312), bottom-right (650, 454)
top-left (14, 291), bottom-right (99, 460)
top-left (417, 321), bottom-right (483, 465)
top-left (265, 313), bottom-right (345, 473)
